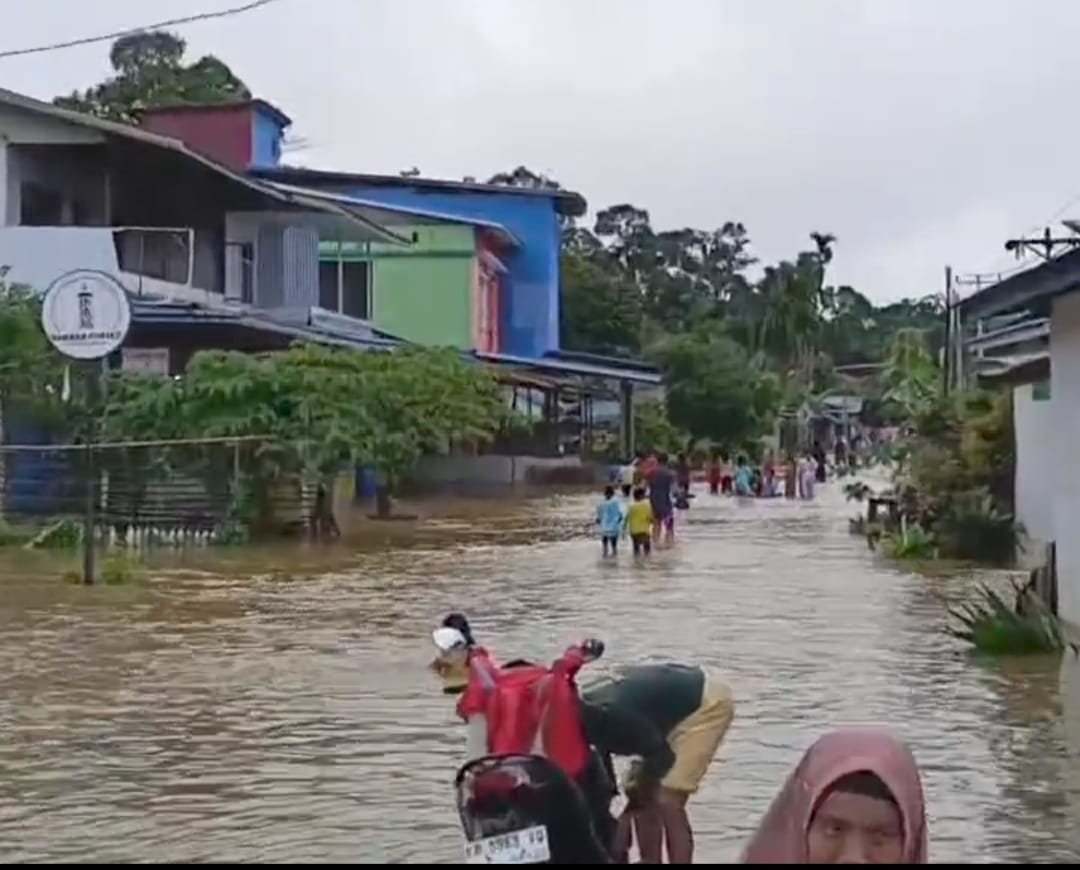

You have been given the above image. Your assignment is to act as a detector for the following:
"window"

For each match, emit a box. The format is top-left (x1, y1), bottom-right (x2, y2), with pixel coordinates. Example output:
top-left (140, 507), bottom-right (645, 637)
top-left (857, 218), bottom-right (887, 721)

top-left (20, 182), bottom-right (63, 226)
top-left (318, 260), bottom-right (338, 310)
top-left (238, 242), bottom-right (254, 304)
top-left (342, 261), bottom-right (369, 320)
top-left (1033, 380), bottom-right (1051, 401)
top-left (317, 257), bottom-right (370, 320)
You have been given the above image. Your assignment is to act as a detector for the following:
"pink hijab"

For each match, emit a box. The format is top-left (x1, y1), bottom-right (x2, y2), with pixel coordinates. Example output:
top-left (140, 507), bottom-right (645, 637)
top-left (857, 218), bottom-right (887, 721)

top-left (741, 728), bottom-right (928, 864)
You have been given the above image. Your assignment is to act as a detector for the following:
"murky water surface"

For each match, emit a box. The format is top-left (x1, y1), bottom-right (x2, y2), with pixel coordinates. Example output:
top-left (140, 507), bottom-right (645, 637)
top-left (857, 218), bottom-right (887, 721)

top-left (2, 484), bottom-right (1080, 863)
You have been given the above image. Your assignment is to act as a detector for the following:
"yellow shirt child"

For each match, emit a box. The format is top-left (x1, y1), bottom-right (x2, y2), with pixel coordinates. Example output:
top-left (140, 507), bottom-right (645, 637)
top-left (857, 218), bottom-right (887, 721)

top-left (625, 496), bottom-right (654, 537)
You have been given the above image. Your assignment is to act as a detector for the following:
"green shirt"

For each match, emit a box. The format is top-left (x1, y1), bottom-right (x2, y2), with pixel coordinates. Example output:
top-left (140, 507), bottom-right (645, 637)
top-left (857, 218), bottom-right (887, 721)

top-left (580, 664), bottom-right (705, 787)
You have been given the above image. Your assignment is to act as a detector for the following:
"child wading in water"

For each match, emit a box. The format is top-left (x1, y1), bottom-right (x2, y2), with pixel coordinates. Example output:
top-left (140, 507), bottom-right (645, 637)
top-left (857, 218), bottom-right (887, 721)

top-left (596, 484), bottom-right (626, 557)
top-left (625, 486), bottom-right (654, 556)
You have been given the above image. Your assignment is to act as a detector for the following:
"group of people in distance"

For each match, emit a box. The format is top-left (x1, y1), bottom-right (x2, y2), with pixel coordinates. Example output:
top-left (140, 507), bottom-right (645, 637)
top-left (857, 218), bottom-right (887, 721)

top-left (600, 451), bottom-right (691, 557)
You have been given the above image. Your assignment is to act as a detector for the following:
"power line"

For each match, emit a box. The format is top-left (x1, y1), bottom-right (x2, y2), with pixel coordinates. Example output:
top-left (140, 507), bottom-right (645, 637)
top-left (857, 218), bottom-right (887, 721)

top-left (0, 0), bottom-right (282, 60)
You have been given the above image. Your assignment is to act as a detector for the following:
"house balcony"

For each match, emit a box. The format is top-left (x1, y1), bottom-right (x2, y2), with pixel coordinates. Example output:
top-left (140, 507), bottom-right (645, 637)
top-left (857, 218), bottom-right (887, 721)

top-left (0, 225), bottom-right (217, 305)
top-left (0, 135), bottom-right (409, 325)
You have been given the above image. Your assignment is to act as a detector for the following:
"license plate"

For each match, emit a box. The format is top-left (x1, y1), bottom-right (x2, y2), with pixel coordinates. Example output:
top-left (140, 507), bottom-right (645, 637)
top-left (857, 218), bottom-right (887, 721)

top-left (464, 825), bottom-right (550, 864)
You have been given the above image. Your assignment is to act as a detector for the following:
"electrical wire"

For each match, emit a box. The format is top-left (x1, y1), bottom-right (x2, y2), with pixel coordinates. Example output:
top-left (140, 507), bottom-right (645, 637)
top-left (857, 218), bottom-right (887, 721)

top-left (0, 0), bottom-right (283, 60)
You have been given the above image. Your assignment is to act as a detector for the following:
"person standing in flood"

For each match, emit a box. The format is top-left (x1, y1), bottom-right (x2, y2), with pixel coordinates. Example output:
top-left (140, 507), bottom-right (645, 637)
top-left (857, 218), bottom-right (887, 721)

top-left (625, 486), bottom-right (654, 556)
top-left (674, 452), bottom-right (692, 503)
top-left (636, 449), bottom-right (658, 489)
top-left (812, 440), bottom-right (828, 483)
top-left (618, 456), bottom-right (637, 498)
top-left (733, 455), bottom-right (755, 497)
top-left (648, 451), bottom-right (676, 546)
top-left (707, 452), bottom-right (722, 495)
top-left (784, 453), bottom-right (798, 499)
top-left (595, 484), bottom-right (625, 558)
top-left (798, 451), bottom-right (817, 499)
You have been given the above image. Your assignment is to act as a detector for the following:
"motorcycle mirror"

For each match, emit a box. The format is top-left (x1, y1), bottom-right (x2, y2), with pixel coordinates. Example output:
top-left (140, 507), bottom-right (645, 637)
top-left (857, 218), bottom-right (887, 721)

top-left (432, 626), bottom-right (468, 653)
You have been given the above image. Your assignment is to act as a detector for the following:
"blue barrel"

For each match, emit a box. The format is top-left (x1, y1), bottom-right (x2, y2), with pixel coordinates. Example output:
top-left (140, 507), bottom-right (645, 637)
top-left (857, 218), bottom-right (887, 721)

top-left (355, 465), bottom-right (378, 500)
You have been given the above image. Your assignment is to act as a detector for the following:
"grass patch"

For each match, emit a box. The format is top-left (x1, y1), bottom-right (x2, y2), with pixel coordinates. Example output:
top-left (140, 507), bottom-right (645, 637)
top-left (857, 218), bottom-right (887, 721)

top-left (948, 581), bottom-right (1066, 656)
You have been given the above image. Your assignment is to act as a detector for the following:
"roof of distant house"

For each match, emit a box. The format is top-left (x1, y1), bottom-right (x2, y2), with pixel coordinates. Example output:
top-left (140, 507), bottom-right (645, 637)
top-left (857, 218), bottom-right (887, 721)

top-left (138, 98), bottom-right (293, 129)
top-left (252, 165), bottom-right (587, 217)
top-left (266, 182), bottom-right (523, 248)
top-left (958, 247), bottom-right (1080, 320)
top-left (0, 87), bottom-right (410, 246)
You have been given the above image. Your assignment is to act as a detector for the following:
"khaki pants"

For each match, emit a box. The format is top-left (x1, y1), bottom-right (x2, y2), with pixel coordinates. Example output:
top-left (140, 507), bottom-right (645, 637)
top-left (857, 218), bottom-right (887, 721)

top-left (660, 672), bottom-right (735, 794)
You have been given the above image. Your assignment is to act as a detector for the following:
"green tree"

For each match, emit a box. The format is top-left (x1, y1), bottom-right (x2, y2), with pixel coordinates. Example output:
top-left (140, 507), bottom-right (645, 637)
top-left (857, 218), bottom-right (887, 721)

top-left (53, 31), bottom-right (250, 122)
top-left (880, 327), bottom-right (940, 417)
top-left (103, 343), bottom-right (508, 524)
top-left (649, 327), bottom-right (772, 450)
top-left (633, 398), bottom-right (688, 454)
top-left (559, 251), bottom-right (642, 355)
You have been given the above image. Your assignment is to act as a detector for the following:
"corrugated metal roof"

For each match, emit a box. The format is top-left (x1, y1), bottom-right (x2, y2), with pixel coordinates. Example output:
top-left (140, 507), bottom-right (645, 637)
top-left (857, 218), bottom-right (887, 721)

top-left (958, 248), bottom-right (1080, 319)
top-left (476, 351), bottom-right (662, 385)
top-left (129, 299), bottom-right (401, 350)
top-left (252, 166), bottom-right (587, 217)
top-left (546, 348), bottom-right (660, 375)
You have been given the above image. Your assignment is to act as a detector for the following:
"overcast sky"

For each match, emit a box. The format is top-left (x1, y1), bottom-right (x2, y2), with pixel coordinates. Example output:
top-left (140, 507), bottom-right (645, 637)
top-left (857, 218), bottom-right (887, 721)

top-left (1, 0), bottom-right (1076, 302)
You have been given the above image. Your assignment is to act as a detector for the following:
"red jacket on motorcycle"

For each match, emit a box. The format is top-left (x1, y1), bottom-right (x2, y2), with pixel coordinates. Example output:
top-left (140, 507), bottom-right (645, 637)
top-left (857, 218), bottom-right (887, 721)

top-left (456, 645), bottom-right (593, 780)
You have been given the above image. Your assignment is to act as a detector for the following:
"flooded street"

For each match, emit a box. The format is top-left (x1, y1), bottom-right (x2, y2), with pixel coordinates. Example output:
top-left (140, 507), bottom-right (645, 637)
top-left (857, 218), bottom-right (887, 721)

top-left (2, 482), bottom-right (1080, 863)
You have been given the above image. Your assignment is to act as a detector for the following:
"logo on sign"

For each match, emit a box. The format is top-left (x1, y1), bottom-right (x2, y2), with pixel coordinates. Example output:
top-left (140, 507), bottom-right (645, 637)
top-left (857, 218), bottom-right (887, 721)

top-left (41, 270), bottom-right (132, 361)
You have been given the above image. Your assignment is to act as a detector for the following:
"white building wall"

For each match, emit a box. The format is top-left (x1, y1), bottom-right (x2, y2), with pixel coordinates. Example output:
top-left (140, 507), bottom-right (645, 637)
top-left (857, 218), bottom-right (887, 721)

top-left (1013, 382), bottom-right (1055, 567)
top-left (0, 141), bottom-right (6, 226)
top-left (1051, 292), bottom-right (1080, 627)
top-left (0, 104), bottom-right (104, 226)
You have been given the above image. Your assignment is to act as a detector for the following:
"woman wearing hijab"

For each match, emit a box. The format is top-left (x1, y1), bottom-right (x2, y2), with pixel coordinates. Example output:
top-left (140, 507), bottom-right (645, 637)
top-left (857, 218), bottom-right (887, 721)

top-left (741, 728), bottom-right (928, 864)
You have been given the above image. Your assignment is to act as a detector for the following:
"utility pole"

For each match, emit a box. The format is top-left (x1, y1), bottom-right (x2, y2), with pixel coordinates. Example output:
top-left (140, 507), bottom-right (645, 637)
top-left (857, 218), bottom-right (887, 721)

top-left (1004, 226), bottom-right (1080, 261)
top-left (949, 271), bottom-right (1008, 392)
top-left (943, 265), bottom-right (953, 395)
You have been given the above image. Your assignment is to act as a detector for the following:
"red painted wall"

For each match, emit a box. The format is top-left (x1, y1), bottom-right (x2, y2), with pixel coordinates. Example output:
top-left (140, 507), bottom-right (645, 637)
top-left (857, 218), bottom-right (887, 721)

top-left (474, 231), bottom-right (503, 354)
top-left (140, 106), bottom-right (253, 170)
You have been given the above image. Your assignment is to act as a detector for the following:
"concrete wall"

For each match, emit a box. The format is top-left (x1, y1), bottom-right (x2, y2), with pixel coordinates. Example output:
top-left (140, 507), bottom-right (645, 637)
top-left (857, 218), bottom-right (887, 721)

top-left (1051, 292), bottom-right (1080, 626)
top-left (410, 454), bottom-right (603, 490)
top-left (1013, 382), bottom-right (1055, 568)
top-left (140, 105), bottom-right (252, 170)
top-left (251, 107), bottom-right (284, 169)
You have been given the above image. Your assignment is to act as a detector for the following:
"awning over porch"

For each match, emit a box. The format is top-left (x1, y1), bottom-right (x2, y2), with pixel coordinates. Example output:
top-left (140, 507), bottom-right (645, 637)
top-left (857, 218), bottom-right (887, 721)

top-left (475, 350), bottom-right (662, 386)
top-left (128, 299), bottom-right (401, 351)
top-left (973, 351), bottom-right (1050, 387)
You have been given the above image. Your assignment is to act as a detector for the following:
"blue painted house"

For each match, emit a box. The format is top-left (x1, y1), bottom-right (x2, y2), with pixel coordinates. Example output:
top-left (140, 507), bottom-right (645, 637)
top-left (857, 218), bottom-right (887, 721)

top-left (132, 101), bottom-right (659, 462)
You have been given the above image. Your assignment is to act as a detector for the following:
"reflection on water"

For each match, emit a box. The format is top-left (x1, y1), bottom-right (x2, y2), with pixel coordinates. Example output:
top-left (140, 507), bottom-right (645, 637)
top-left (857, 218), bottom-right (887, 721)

top-left (0, 483), bottom-right (1077, 862)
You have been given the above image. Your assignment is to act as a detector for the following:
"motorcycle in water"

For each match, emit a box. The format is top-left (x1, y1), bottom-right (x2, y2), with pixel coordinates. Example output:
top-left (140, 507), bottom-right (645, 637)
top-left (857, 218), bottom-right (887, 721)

top-left (432, 625), bottom-right (620, 864)
top-left (456, 752), bottom-right (614, 865)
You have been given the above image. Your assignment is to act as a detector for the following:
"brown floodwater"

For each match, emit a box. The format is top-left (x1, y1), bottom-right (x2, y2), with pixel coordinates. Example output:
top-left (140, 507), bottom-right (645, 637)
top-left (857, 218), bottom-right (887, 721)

top-left (1, 483), bottom-right (1079, 863)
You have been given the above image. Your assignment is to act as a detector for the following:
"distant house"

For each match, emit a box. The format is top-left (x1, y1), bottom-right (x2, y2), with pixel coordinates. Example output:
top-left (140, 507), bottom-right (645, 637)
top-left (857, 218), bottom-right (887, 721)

top-left (134, 100), bottom-right (660, 471)
top-left (0, 87), bottom-right (420, 371)
top-left (959, 255), bottom-right (1069, 619)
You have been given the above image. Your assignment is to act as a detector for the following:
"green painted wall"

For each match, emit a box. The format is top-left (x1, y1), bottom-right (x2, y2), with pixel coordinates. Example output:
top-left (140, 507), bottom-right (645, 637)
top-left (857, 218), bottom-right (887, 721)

top-left (374, 255), bottom-right (473, 347)
top-left (318, 224), bottom-right (476, 348)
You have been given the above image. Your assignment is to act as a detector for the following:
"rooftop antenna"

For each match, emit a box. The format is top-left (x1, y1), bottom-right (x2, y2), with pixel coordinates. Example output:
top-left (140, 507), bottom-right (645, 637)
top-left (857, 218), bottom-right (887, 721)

top-left (281, 134), bottom-right (311, 154)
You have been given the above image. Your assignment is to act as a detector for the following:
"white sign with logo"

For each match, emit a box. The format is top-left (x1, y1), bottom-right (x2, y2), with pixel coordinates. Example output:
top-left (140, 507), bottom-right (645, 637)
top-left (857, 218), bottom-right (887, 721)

top-left (41, 270), bottom-right (132, 361)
